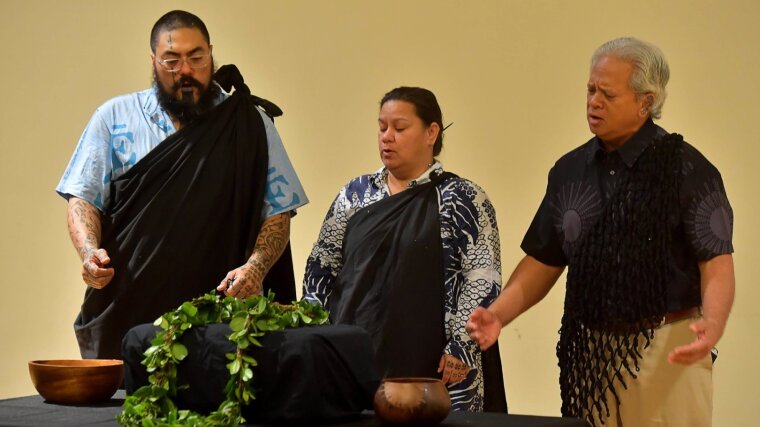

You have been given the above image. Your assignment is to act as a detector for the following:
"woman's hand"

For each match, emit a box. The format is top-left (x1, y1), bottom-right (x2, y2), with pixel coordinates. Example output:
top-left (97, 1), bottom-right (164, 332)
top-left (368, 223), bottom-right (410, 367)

top-left (437, 354), bottom-right (470, 385)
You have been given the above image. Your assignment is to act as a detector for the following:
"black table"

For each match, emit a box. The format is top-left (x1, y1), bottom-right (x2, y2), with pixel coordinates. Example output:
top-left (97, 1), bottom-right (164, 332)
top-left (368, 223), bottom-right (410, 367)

top-left (0, 391), bottom-right (587, 427)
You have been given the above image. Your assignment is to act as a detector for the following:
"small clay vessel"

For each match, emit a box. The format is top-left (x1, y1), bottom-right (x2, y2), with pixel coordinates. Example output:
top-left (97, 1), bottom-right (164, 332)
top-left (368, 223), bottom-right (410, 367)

top-left (373, 377), bottom-right (451, 426)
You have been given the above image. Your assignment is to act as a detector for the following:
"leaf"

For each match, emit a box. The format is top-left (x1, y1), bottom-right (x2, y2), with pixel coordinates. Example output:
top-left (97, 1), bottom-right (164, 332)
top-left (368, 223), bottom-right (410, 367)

top-left (181, 302), bottom-right (198, 317)
top-left (228, 359), bottom-right (241, 375)
top-left (299, 312), bottom-right (313, 324)
top-left (229, 316), bottom-right (247, 332)
top-left (251, 297), bottom-right (267, 315)
top-left (255, 319), bottom-right (271, 331)
top-left (143, 345), bottom-right (159, 356)
top-left (242, 367), bottom-right (253, 382)
top-left (171, 343), bottom-right (188, 360)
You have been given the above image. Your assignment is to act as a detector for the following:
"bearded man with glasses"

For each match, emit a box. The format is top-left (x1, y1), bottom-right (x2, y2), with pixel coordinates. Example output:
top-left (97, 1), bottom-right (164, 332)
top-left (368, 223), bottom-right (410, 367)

top-left (56, 10), bottom-right (308, 359)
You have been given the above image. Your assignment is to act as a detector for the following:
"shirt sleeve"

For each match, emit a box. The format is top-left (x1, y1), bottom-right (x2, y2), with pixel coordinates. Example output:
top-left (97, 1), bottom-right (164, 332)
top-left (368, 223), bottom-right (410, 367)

top-left (441, 179), bottom-right (502, 368)
top-left (302, 187), bottom-right (350, 307)
top-left (520, 166), bottom-right (567, 267)
top-left (259, 110), bottom-right (309, 217)
top-left (55, 107), bottom-right (113, 212)
top-left (679, 144), bottom-right (734, 260)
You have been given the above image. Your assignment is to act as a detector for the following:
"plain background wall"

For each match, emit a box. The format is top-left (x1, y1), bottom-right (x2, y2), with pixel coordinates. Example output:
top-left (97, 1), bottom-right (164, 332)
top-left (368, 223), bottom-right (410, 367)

top-left (1, 0), bottom-right (757, 424)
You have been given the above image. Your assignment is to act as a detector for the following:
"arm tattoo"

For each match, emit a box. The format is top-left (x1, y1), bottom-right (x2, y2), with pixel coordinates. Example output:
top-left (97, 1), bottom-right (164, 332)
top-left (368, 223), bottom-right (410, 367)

top-left (67, 198), bottom-right (102, 260)
top-left (246, 213), bottom-right (291, 279)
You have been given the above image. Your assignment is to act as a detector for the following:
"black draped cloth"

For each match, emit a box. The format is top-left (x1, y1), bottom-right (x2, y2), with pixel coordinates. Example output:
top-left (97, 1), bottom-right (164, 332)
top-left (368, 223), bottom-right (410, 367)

top-left (326, 170), bottom-right (507, 414)
top-left (123, 323), bottom-right (379, 423)
top-left (328, 173), bottom-right (448, 379)
top-left (327, 172), bottom-right (508, 411)
top-left (75, 66), bottom-right (296, 359)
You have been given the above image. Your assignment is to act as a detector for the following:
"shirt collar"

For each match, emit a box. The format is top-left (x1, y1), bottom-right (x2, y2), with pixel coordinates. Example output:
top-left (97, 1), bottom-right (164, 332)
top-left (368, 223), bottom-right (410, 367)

top-left (143, 86), bottom-right (161, 118)
top-left (372, 161), bottom-right (445, 191)
top-left (586, 118), bottom-right (659, 167)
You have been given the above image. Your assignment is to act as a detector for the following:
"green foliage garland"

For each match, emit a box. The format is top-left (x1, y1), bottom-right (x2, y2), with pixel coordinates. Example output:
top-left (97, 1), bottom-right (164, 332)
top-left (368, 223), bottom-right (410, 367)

top-left (117, 291), bottom-right (329, 426)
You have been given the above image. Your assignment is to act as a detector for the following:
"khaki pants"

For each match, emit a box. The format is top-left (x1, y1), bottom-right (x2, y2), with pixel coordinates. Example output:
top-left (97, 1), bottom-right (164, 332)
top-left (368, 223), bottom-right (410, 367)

top-left (587, 317), bottom-right (713, 427)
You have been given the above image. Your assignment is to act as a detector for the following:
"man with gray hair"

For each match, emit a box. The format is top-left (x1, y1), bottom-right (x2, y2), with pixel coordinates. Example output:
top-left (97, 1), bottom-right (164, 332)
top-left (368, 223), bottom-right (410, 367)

top-left (466, 37), bottom-right (735, 426)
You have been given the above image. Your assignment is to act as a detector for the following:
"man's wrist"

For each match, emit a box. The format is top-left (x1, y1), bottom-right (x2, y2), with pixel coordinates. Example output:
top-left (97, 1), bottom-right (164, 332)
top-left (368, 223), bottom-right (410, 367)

top-left (245, 257), bottom-right (267, 278)
top-left (81, 247), bottom-right (97, 261)
top-left (488, 307), bottom-right (505, 328)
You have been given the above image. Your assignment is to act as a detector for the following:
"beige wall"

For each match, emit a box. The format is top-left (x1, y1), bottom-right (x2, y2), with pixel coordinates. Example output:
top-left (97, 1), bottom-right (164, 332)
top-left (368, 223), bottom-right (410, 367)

top-left (1, 0), bottom-right (757, 424)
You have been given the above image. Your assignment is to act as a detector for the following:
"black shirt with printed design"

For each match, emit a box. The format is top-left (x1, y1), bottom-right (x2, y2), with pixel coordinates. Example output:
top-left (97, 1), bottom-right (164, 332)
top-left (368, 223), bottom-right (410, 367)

top-left (521, 119), bottom-right (734, 311)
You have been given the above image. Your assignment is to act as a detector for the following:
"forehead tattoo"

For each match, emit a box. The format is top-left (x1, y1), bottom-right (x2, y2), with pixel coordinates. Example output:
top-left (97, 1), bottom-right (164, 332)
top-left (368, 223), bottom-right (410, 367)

top-left (167, 33), bottom-right (173, 49)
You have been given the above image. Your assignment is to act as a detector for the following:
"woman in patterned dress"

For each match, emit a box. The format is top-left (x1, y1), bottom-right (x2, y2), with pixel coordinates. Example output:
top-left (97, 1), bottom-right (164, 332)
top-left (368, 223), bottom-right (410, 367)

top-left (303, 87), bottom-right (506, 412)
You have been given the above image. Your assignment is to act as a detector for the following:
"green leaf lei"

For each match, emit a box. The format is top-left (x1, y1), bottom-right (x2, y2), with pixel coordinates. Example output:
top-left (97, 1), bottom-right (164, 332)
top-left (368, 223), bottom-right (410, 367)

top-left (117, 291), bottom-right (329, 426)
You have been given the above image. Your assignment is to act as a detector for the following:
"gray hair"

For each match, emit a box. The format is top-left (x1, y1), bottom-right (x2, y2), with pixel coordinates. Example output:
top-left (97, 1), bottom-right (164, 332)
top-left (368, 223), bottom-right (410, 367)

top-left (591, 37), bottom-right (670, 119)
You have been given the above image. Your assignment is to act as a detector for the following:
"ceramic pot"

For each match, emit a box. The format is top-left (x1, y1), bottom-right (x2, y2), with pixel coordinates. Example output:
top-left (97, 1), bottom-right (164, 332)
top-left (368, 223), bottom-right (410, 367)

top-left (373, 377), bottom-right (451, 425)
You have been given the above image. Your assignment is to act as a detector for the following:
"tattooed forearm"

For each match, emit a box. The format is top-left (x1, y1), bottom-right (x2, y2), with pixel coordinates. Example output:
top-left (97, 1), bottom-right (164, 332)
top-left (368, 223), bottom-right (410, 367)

top-left (67, 197), bottom-right (103, 260)
top-left (246, 213), bottom-right (291, 277)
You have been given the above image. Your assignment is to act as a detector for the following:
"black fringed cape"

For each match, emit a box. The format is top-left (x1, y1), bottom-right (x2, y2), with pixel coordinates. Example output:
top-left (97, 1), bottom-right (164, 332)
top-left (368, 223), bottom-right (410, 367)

top-left (558, 133), bottom-right (684, 425)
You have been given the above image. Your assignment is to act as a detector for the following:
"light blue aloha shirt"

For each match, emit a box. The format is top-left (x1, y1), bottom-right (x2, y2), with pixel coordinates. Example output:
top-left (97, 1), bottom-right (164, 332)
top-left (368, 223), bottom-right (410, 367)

top-left (56, 84), bottom-right (307, 217)
top-left (303, 162), bottom-right (502, 412)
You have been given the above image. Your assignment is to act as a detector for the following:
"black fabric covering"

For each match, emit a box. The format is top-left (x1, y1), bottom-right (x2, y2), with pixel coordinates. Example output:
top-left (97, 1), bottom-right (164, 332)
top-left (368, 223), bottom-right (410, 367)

top-left (75, 66), bottom-right (296, 360)
top-left (122, 323), bottom-right (379, 424)
top-left (0, 392), bottom-right (588, 427)
top-left (328, 173), bottom-right (448, 379)
top-left (325, 171), bottom-right (507, 412)
top-left (482, 344), bottom-right (508, 413)
top-left (214, 64), bottom-right (283, 121)
top-left (558, 133), bottom-right (683, 425)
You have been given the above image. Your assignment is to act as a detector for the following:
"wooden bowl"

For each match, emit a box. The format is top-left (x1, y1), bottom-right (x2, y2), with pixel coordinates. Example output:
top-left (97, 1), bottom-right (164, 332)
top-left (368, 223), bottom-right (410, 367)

top-left (28, 359), bottom-right (124, 404)
top-left (373, 377), bottom-right (451, 426)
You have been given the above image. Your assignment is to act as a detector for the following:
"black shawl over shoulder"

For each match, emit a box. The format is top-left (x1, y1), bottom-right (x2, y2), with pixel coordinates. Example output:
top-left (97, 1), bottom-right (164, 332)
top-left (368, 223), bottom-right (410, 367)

top-left (329, 172), bottom-right (449, 379)
top-left (75, 65), bottom-right (295, 359)
top-left (558, 133), bottom-right (683, 425)
top-left (327, 171), bottom-right (508, 412)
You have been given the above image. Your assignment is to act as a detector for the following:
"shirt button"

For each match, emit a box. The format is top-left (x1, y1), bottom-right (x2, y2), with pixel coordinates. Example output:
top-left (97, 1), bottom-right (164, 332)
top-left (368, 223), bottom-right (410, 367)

top-left (609, 170), bottom-right (616, 176)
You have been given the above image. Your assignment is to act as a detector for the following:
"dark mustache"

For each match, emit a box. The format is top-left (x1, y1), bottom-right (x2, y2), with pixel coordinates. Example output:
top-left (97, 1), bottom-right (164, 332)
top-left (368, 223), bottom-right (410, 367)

top-left (172, 76), bottom-right (204, 92)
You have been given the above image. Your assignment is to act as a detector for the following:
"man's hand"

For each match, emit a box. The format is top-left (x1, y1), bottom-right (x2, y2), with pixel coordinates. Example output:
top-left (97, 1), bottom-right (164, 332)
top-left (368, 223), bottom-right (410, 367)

top-left (217, 213), bottom-right (290, 299)
top-left (668, 317), bottom-right (723, 365)
top-left (217, 262), bottom-right (264, 299)
top-left (465, 307), bottom-right (502, 351)
top-left (437, 354), bottom-right (470, 385)
top-left (465, 256), bottom-right (563, 351)
top-left (81, 248), bottom-right (115, 289)
top-left (669, 254), bottom-right (734, 365)
top-left (67, 197), bottom-right (114, 289)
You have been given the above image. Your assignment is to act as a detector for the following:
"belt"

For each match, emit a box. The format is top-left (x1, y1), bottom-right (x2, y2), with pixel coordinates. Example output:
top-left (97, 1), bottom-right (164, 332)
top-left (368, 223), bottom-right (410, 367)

top-left (661, 306), bottom-right (701, 326)
top-left (601, 306), bottom-right (701, 334)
